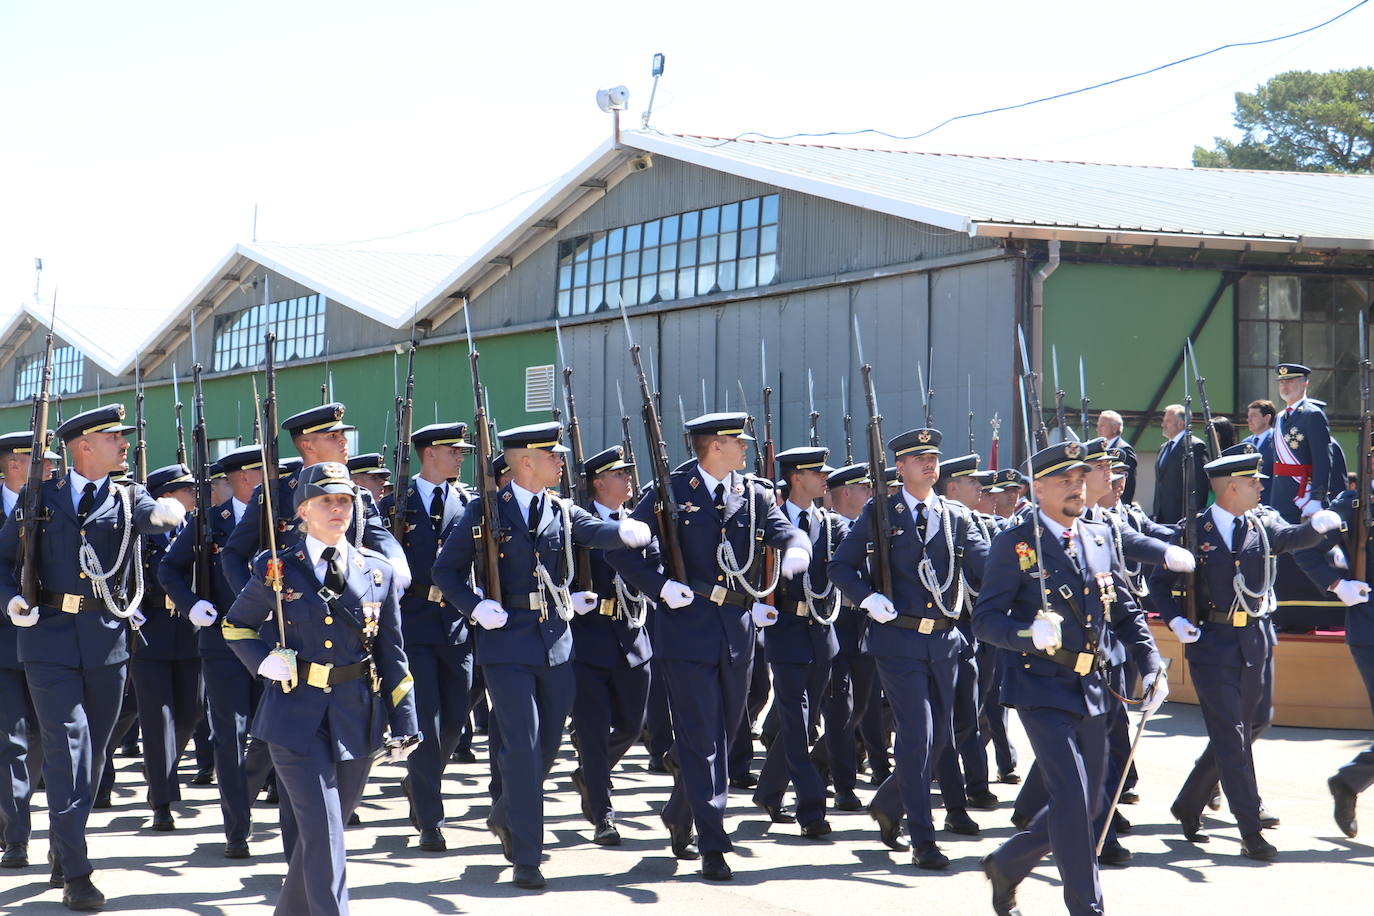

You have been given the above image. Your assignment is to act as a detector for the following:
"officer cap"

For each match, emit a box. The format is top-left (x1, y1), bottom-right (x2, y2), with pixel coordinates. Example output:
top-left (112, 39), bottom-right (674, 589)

top-left (884, 466), bottom-right (900, 488)
top-left (499, 421), bottom-right (569, 453)
top-left (295, 461), bottom-right (357, 508)
top-left (826, 463), bottom-right (871, 489)
top-left (1081, 437), bottom-right (1110, 462)
top-left (57, 404), bottom-right (135, 443)
top-left (583, 445), bottom-right (634, 478)
top-left (0, 429), bottom-right (60, 461)
top-left (995, 468), bottom-right (1028, 490)
top-left (684, 412), bottom-right (754, 442)
top-left (282, 402), bottom-right (355, 437)
top-left (347, 453), bottom-right (391, 478)
top-left (491, 452), bottom-right (508, 478)
top-left (147, 463), bottom-right (196, 498)
top-left (972, 469), bottom-right (1002, 493)
top-left (777, 446), bottom-right (832, 474)
top-left (939, 453), bottom-right (980, 478)
top-left (218, 444), bottom-right (264, 475)
top-left (1206, 444), bottom-right (1266, 479)
top-left (888, 428), bottom-right (942, 458)
top-left (1275, 363), bottom-right (1311, 380)
top-left (1024, 439), bottom-right (1090, 479)
top-left (412, 422), bottom-right (473, 450)
top-left (209, 461), bottom-right (224, 480)
top-left (279, 457), bottom-right (303, 479)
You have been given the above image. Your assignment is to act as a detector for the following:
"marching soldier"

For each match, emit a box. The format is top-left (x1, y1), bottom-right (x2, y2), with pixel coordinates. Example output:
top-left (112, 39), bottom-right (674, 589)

top-left (431, 421), bottom-right (652, 889)
top-left (347, 453), bottom-right (392, 502)
top-left (377, 422), bottom-right (475, 852)
top-left (1270, 363), bottom-right (1332, 522)
top-left (131, 464), bottom-right (204, 832)
top-left (973, 470), bottom-right (1019, 785)
top-left (829, 428), bottom-right (990, 870)
top-left (159, 443), bottom-right (273, 858)
top-left (974, 440), bottom-right (1167, 916)
top-left (224, 461), bottom-right (419, 916)
top-left (0, 430), bottom-right (56, 869)
top-left (753, 446), bottom-right (845, 838)
top-left (568, 445), bottom-right (653, 846)
top-left (607, 412), bottom-right (810, 882)
top-left (0, 405), bottom-right (187, 911)
top-left (1151, 447), bottom-right (1340, 860)
top-left (993, 469), bottom-right (1029, 520)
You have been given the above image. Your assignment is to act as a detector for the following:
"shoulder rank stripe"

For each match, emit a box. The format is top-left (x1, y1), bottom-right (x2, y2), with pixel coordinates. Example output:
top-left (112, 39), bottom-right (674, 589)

top-left (221, 623), bottom-right (260, 641)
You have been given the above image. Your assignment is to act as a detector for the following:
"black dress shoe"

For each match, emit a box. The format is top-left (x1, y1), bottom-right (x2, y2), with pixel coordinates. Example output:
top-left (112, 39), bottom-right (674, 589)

top-left (800, 818), bottom-right (832, 839)
top-left (1112, 809), bottom-right (1133, 835)
top-left (869, 767), bottom-right (891, 787)
top-left (701, 851), bottom-right (733, 881)
top-left (454, 748), bottom-right (478, 764)
top-left (0, 842), bottom-right (27, 868)
top-left (264, 782), bottom-right (279, 805)
top-left (1098, 839), bottom-right (1133, 866)
top-left (944, 808), bottom-right (980, 836)
top-left (120, 743), bottom-right (140, 757)
top-left (571, 768), bottom-right (595, 824)
top-left (511, 864), bottom-right (545, 889)
top-left (488, 819), bottom-right (515, 862)
top-left (913, 841), bottom-right (950, 870)
top-left (728, 774), bottom-right (757, 790)
top-left (62, 873), bottom-right (105, 911)
top-left (833, 788), bottom-right (863, 811)
top-left (1329, 775), bottom-right (1359, 838)
top-left (1241, 831), bottom-right (1277, 861)
top-left (418, 828), bottom-right (447, 852)
top-left (868, 802), bottom-right (909, 851)
top-left (755, 800), bottom-right (796, 823)
top-left (1207, 787), bottom-right (1222, 811)
top-left (662, 812), bottom-right (699, 860)
top-left (981, 853), bottom-right (1022, 916)
top-left (48, 850), bottom-right (64, 888)
top-left (1009, 812), bottom-right (1031, 831)
top-left (997, 770), bottom-right (1021, 786)
top-left (92, 794), bottom-right (112, 810)
top-left (190, 767), bottom-right (214, 786)
top-left (400, 776), bottom-right (418, 831)
top-left (224, 841), bottom-right (250, 859)
top-left (967, 788), bottom-right (1000, 810)
top-left (347, 812), bottom-right (361, 826)
top-left (150, 806), bottom-right (174, 831)
top-left (646, 753), bottom-right (668, 774)
top-left (1119, 789), bottom-right (1140, 805)
top-left (1258, 806), bottom-right (1280, 828)
top-left (593, 818), bottom-right (621, 846)
top-left (1170, 801), bottom-right (1208, 843)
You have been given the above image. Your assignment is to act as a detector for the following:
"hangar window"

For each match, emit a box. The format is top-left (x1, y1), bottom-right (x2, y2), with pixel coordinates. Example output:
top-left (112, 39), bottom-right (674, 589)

top-left (213, 294), bottom-right (326, 372)
top-left (1236, 275), bottom-right (1371, 417)
top-left (556, 193), bottom-right (780, 317)
top-left (15, 345), bottom-right (83, 400)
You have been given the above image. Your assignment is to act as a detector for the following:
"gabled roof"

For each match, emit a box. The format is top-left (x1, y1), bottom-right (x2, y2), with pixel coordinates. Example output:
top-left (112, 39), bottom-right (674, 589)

top-left (0, 299), bottom-right (164, 378)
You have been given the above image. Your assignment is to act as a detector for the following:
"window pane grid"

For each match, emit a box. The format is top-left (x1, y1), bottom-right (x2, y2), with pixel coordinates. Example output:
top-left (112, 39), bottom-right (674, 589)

top-left (556, 194), bottom-right (780, 316)
top-left (15, 345), bottom-right (83, 400)
top-left (213, 294), bottom-right (325, 371)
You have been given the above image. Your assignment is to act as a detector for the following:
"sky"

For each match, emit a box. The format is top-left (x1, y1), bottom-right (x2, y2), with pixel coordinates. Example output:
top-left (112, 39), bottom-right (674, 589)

top-left (1, 0), bottom-right (1370, 321)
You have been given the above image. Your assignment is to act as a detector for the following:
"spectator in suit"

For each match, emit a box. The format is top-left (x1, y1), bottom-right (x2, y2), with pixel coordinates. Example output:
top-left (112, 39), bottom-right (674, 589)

top-left (1152, 404), bottom-right (1208, 524)
top-left (1096, 410), bottom-right (1138, 505)
top-left (1245, 400), bottom-right (1277, 504)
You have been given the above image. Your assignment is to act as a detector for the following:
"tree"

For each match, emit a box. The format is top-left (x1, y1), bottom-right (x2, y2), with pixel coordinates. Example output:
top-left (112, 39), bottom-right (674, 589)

top-left (1192, 68), bottom-right (1373, 173)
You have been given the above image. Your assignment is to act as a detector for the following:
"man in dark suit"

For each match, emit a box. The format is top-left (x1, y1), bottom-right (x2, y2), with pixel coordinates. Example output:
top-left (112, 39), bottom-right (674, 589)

top-left (1096, 410), bottom-right (1137, 505)
top-left (1244, 399), bottom-right (1277, 504)
top-left (1152, 403), bottom-right (1208, 524)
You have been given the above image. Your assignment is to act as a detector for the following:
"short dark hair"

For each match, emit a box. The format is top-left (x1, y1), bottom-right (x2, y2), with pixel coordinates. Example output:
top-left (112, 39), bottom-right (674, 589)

top-left (691, 433), bottom-right (729, 459)
top-left (1247, 399), bottom-right (1276, 421)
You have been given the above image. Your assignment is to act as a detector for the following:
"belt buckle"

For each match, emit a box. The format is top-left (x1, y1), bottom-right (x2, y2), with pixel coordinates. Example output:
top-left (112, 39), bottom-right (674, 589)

top-left (795, 603), bottom-right (808, 617)
top-left (918, 617), bottom-right (934, 635)
top-left (427, 585), bottom-right (444, 604)
top-left (1073, 653), bottom-right (1093, 676)
top-left (165, 595), bottom-right (176, 613)
top-left (1233, 610), bottom-right (1248, 627)
top-left (709, 585), bottom-right (727, 605)
top-left (530, 591), bottom-right (546, 620)
top-left (307, 662), bottom-right (332, 689)
top-left (599, 598), bottom-right (617, 617)
top-left (61, 593), bottom-right (81, 614)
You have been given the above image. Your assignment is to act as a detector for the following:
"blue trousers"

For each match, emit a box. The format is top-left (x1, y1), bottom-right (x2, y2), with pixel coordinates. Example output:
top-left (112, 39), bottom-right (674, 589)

top-left (755, 658), bottom-right (830, 826)
top-left (25, 660), bottom-right (126, 879)
top-left (658, 641), bottom-right (752, 854)
top-left (0, 667), bottom-right (41, 845)
top-left (644, 659), bottom-right (674, 757)
top-left (98, 679), bottom-right (140, 801)
top-left (572, 658), bottom-right (650, 822)
top-left (727, 636), bottom-right (768, 780)
top-left (938, 648), bottom-right (987, 798)
top-left (990, 707), bottom-right (1108, 916)
top-left (870, 653), bottom-right (957, 844)
top-left (130, 656), bottom-right (203, 808)
top-left (202, 655), bottom-right (274, 845)
top-left (1175, 658), bottom-right (1269, 835)
top-left (483, 661), bottom-right (575, 866)
top-left (976, 640), bottom-right (1017, 775)
top-left (822, 647), bottom-right (878, 792)
top-left (1336, 643), bottom-right (1374, 794)
top-left (270, 731), bottom-right (371, 916)
top-left (404, 643), bottom-right (473, 830)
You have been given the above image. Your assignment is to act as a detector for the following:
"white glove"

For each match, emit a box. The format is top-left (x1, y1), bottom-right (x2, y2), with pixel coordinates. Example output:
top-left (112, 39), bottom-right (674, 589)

top-left (130, 608), bottom-right (147, 629)
top-left (6, 596), bottom-right (37, 628)
top-left (1169, 616), bottom-right (1201, 644)
top-left (780, 546), bottom-right (811, 579)
top-left (860, 592), bottom-right (897, 623)
top-left (385, 738), bottom-right (420, 763)
top-left (472, 584), bottom-right (485, 599)
top-left (751, 601), bottom-right (778, 628)
top-left (618, 518), bottom-right (652, 548)
top-left (472, 599), bottom-right (508, 630)
top-left (189, 600), bottom-right (218, 628)
top-left (389, 555), bottom-right (413, 592)
top-left (1301, 499), bottom-right (1321, 519)
top-left (658, 580), bottom-right (694, 609)
top-left (1140, 670), bottom-right (1170, 716)
top-left (572, 591), bottom-right (599, 615)
top-left (1311, 509), bottom-right (1343, 534)
top-left (1163, 545), bottom-right (1196, 573)
top-left (257, 653), bottom-right (294, 682)
top-left (1030, 613), bottom-right (1063, 651)
top-left (1333, 579), bottom-right (1371, 607)
top-left (149, 496), bottom-right (187, 527)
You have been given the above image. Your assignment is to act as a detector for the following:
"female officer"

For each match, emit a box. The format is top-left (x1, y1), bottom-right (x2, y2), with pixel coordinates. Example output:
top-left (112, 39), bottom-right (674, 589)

top-left (224, 461), bottom-right (419, 916)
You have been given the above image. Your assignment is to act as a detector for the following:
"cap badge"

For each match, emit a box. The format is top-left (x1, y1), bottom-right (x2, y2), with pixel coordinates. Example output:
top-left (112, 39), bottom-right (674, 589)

top-left (115, 405), bottom-right (126, 419)
top-left (333, 406), bottom-right (344, 420)
top-left (917, 430), bottom-right (932, 443)
top-left (1065, 441), bottom-right (1081, 458)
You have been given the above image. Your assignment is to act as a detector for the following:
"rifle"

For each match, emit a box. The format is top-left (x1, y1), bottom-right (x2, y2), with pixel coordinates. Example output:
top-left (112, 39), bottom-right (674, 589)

top-left (133, 361), bottom-right (148, 484)
top-left (1079, 356), bottom-right (1091, 441)
top-left (18, 297), bottom-right (56, 607)
top-left (555, 321), bottom-right (593, 590)
top-left (462, 299), bottom-right (504, 605)
top-left (1180, 346), bottom-right (1198, 624)
top-left (990, 414), bottom-right (1001, 469)
top-left (615, 380), bottom-right (641, 495)
top-left (648, 346), bottom-right (662, 417)
top-left (807, 368), bottom-right (820, 447)
top-left (1051, 345), bottom-right (1068, 442)
top-left (916, 361), bottom-right (931, 430)
top-left (759, 357), bottom-right (778, 605)
top-left (1185, 338), bottom-right (1220, 460)
top-left (51, 393), bottom-right (66, 476)
top-left (619, 299), bottom-right (687, 582)
top-left (251, 377), bottom-right (296, 693)
top-left (677, 394), bottom-right (691, 458)
top-left (841, 375), bottom-right (854, 464)
top-left (171, 363), bottom-right (187, 467)
top-left (260, 332), bottom-right (280, 546)
top-left (737, 381), bottom-right (762, 478)
top-left (190, 364), bottom-right (213, 600)
top-left (1358, 310), bottom-right (1372, 583)
top-left (390, 321), bottom-right (417, 549)
top-left (1016, 325), bottom-right (1051, 450)
top-left (854, 315), bottom-right (893, 597)
top-left (967, 374), bottom-right (976, 456)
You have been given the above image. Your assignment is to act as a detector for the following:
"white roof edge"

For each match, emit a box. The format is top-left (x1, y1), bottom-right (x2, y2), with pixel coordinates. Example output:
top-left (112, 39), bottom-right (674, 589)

top-left (125, 245), bottom-right (245, 374)
top-left (236, 242), bottom-right (411, 329)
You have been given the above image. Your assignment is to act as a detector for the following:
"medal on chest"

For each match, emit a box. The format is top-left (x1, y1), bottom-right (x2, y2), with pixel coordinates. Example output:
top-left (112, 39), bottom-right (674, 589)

top-left (1095, 571), bottom-right (1117, 610)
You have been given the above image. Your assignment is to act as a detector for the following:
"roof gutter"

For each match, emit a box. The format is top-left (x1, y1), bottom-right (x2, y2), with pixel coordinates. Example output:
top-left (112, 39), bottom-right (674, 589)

top-left (1030, 239), bottom-right (1060, 380)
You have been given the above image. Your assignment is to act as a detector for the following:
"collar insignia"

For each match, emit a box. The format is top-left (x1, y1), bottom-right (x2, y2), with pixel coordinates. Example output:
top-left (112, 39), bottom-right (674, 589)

top-left (501, 490), bottom-right (512, 501)
top-left (1203, 521), bottom-right (1213, 532)
top-left (295, 550), bottom-right (307, 560)
top-left (354, 555), bottom-right (365, 569)
top-left (894, 502), bottom-right (905, 513)
top-left (220, 508), bottom-right (231, 519)
top-left (288, 479), bottom-right (298, 488)
top-left (689, 476), bottom-right (700, 489)
top-left (372, 568), bottom-right (384, 584)
top-left (56, 478), bottom-right (66, 489)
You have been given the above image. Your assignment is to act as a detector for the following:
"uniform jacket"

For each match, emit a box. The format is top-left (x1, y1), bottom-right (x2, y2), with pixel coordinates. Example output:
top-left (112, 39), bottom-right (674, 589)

top-left (1294, 488), bottom-right (1374, 647)
top-left (1152, 434), bottom-right (1208, 523)
top-left (136, 526), bottom-right (199, 661)
top-left (570, 502), bottom-right (654, 670)
top-left (224, 543), bottom-right (418, 759)
top-left (378, 480), bottom-right (471, 648)
top-left (1272, 398), bottom-right (1332, 505)
top-left (1106, 435), bottom-right (1139, 505)
top-left (767, 505), bottom-right (846, 666)
top-left (1246, 429), bottom-right (1277, 504)
top-left (1, 497), bottom-right (20, 669)
top-left (159, 497), bottom-right (245, 659)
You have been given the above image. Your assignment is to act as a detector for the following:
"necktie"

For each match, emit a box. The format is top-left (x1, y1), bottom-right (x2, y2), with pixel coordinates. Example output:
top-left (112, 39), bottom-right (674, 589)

top-left (609, 510), bottom-right (621, 521)
top-left (914, 502), bottom-right (928, 543)
top-left (1159, 440), bottom-right (1173, 466)
top-left (798, 510), bottom-right (811, 535)
top-left (527, 494), bottom-right (542, 536)
top-left (1284, 407), bottom-right (1293, 420)
top-left (77, 482), bottom-right (96, 522)
top-left (1062, 530), bottom-right (1081, 574)
top-left (428, 486), bottom-right (444, 525)
top-left (320, 546), bottom-right (346, 595)
top-left (1231, 516), bottom-right (1246, 553)
top-left (714, 483), bottom-right (726, 515)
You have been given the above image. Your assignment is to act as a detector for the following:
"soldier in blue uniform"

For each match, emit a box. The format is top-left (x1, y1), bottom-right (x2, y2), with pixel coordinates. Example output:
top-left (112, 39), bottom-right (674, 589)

top-left (376, 422), bottom-right (475, 853)
top-left (1151, 447), bottom-right (1338, 861)
top-left (346, 452), bottom-right (391, 503)
top-left (0, 430), bottom-right (56, 869)
top-left (568, 445), bottom-right (654, 846)
top-left (972, 470), bottom-right (1019, 786)
top-left (608, 412), bottom-right (810, 882)
top-left (1270, 364), bottom-right (1332, 523)
top-left (159, 443), bottom-right (273, 858)
top-left (752, 446), bottom-right (844, 838)
top-left (0, 404), bottom-right (187, 911)
top-left (131, 463), bottom-right (204, 832)
top-left (224, 461), bottom-right (419, 916)
top-left (974, 440), bottom-right (1167, 916)
top-left (829, 428), bottom-right (990, 870)
top-left (432, 421), bottom-right (651, 889)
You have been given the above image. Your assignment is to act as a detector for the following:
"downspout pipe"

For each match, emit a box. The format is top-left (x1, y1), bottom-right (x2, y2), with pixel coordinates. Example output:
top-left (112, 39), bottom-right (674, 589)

top-left (1030, 240), bottom-right (1061, 380)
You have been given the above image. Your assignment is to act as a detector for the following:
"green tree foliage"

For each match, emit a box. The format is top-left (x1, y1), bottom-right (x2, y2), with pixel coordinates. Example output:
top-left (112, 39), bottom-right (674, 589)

top-left (1192, 68), bottom-right (1373, 173)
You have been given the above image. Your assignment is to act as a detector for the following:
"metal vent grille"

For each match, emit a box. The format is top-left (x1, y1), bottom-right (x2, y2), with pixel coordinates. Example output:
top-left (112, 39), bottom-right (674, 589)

top-left (525, 364), bottom-right (555, 412)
